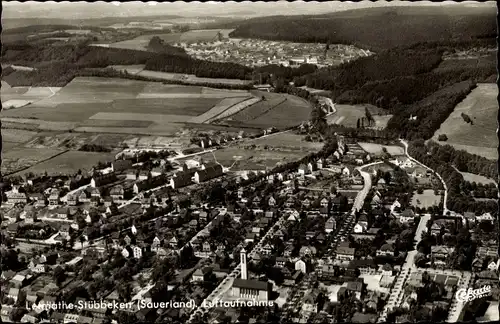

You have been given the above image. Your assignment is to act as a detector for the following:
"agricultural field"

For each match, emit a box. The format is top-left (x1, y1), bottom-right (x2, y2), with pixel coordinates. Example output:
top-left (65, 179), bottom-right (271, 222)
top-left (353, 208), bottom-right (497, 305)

top-left (327, 104), bottom-right (392, 129)
top-left (0, 76), bottom-right (256, 136)
top-left (357, 142), bottom-right (405, 156)
top-left (1, 85), bottom-right (61, 109)
top-left (459, 171), bottom-right (497, 186)
top-left (188, 96), bottom-right (253, 123)
top-left (432, 83), bottom-right (498, 160)
top-left (411, 189), bottom-right (442, 208)
top-left (2, 147), bottom-right (65, 175)
top-left (220, 92), bottom-right (312, 129)
top-left (14, 151), bottom-right (115, 176)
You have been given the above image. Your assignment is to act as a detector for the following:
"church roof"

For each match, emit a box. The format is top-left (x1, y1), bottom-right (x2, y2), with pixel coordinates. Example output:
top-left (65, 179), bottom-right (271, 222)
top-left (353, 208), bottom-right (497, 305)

top-left (232, 278), bottom-right (271, 291)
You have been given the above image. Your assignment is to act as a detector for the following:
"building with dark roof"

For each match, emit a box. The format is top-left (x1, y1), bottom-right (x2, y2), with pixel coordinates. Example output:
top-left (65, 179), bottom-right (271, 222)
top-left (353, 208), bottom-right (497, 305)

top-left (112, 160), bottom-right (133, 172)
top-left (194, 164), bottom-right (223, 183)
top-left (170, 172), bottom-right (194, 189)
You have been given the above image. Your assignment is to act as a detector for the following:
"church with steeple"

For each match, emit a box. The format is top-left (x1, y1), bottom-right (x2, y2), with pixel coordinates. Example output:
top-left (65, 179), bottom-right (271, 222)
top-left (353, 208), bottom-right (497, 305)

top-left (231, 248), bottom-right (272, 301)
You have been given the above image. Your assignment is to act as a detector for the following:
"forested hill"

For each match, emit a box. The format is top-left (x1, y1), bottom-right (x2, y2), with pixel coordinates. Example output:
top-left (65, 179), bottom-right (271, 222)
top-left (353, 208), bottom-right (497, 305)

top-left (228, 6), bottom-right (497, 51)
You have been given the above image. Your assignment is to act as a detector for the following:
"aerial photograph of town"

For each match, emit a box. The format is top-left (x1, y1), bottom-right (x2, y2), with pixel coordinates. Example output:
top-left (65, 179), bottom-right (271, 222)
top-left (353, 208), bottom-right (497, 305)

top-left (0, 1), bottom-right (498, 323)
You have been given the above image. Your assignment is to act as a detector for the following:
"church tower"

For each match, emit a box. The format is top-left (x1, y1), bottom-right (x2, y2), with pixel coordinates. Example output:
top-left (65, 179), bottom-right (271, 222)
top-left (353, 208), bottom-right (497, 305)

top-left (240, 248), bottom-right (247, 280)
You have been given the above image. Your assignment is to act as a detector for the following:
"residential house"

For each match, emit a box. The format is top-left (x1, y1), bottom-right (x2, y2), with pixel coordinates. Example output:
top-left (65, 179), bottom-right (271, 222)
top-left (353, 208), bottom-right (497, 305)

top-left (336, 246), bottom-right (356, 261)
top-left (298, 164), bottom-right (309, 175)
top-left (295, 259), bottom-right (309, 274)
top-left (125, 169), bottom-right (138, 180)
top-left (299, 246), bottom-right (317, 257)
top-left (6, 186), bottom-right (28, 204)
top-left (399, 209), bottom-right (415, 223)
top-left (138, 170), bottom-right (150, 181)
top-left (192, 267), bottom-right (213, 282)
top-left (324, 217), bottom-right (337, 234)
top-left (268, 196), bottom-right (276, 207)
top-left (48, 190), bottom-right (60, 206)
top-left (7, 288), bottom-right (20, 302)
top-left (109, 185), bottom-right (125, 201)
top-left (376, 243), bottom-right (395, 257)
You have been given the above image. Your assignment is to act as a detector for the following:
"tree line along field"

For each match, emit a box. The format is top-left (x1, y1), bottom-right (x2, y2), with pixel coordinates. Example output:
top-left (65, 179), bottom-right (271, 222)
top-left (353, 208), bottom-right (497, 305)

top-left (105, 29), bottom-right (235, 51)
top-left (432, 83), bottom-right (498, 160)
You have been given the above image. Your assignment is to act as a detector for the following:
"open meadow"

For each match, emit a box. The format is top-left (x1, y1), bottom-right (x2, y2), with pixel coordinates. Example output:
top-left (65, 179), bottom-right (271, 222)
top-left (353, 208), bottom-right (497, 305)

top-left (432, 83), bottom-right (498, 160)
top-left (2, 147), bottom-right (65, 175)
top-left (459, 171), bottom-right (497, 186)
top-left (14, 151), bottom-right (115, 176)
top-left (327, 104), bottom-right (392, 129)
top-left (249, 132), bottom-right (323, 152)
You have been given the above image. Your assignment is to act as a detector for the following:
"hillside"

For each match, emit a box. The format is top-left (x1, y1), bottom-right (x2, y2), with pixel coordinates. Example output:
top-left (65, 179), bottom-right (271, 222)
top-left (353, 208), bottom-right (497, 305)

top-left (228, 6), bottom-right (497, 51)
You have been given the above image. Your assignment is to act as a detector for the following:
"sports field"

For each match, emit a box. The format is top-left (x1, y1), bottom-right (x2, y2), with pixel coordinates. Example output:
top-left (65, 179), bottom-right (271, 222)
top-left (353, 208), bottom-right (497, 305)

top-left (411, 189), bottom-right (441, 209)
top-left (358, 142), bottom-right (405, 156)
top-left (432, 83), bottom-right (498, 160)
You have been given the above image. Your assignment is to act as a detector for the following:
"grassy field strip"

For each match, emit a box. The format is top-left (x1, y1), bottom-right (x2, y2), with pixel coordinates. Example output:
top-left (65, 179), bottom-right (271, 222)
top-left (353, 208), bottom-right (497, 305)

top-left (136, 93), bottom-right (245, 99)
top-left (73, 126), bottom-right (181, 136)
top-left (188, 97), bottom-right (250, 124)
top-left (206, 97), bottom-right (261, 123)
top-left (79, 119), bottom-right (154, 128)
top-left (1, 129), bottom-right (39, 143)
top-left (136, 70), bottom-right (253, 86)
top-left (89, 112), bottom-right (193, 123)
top-left (108, 65), bottom-right (146, 75)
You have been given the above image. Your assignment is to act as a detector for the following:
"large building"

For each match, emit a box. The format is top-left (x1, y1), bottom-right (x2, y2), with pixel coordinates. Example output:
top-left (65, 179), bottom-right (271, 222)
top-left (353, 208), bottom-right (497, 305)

top-left (231, 249), bottom-right (272, 301)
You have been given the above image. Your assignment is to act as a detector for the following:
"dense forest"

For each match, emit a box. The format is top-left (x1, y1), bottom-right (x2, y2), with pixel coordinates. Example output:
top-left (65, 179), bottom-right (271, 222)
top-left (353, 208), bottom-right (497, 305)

top-left (227, 6), bottom-right (497, 51)
top-left (408, 140), bottom-right (497, 215)
top-left (385, 81), bottom-right (477, 140)
top-left (144, 53), bottom-right (253, 80)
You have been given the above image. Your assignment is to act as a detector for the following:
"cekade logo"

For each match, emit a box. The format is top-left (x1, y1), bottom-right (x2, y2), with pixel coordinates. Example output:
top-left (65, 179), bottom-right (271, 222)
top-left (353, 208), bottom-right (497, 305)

top-left (455, 285), bottom-right (491, 303)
